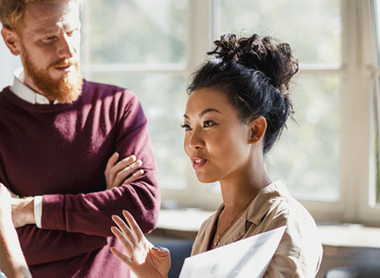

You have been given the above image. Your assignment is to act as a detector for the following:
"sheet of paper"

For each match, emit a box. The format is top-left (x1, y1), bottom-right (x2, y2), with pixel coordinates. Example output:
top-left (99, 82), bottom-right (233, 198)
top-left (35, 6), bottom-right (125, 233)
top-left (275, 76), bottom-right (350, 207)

top-left (179, 225), bottom-right (286, 278)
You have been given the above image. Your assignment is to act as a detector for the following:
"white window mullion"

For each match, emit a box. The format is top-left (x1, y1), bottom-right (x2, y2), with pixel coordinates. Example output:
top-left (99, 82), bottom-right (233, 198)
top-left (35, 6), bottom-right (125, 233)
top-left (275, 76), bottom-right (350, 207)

top-left (356, 0), bottom-right (380, 225)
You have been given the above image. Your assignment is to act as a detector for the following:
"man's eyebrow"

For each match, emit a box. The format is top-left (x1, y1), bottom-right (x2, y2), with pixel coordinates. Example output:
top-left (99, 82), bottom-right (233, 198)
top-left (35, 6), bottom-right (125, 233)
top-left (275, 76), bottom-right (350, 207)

top-left (183, 108), bottom-right (223, 119)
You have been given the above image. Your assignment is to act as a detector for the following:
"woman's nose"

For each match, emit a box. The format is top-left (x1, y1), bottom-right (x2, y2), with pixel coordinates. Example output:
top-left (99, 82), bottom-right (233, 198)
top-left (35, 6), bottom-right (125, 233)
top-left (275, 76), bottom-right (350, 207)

top-left (185, 128), bottom-right (205, 152)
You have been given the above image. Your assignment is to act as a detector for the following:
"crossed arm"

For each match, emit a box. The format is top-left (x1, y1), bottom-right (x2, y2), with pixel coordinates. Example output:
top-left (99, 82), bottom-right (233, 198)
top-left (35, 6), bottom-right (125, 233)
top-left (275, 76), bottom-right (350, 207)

top-left (0, 152), bottom-right (145, 277)
top-left (2, 152), bottom-right (166, 278)
top-left (0, 152), bottom-right (140, 278)
top-left (10, 152), bottom-right (144, 228)
top-left (8, 149), bottom-right (152, 265)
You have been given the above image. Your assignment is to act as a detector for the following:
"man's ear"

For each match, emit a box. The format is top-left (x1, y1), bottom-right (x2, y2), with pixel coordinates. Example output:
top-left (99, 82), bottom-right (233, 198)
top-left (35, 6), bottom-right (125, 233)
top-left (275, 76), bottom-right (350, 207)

top-left (248, 116), bottom-right (267, 144)
top-left (1, 27), bottom-right (21, 56)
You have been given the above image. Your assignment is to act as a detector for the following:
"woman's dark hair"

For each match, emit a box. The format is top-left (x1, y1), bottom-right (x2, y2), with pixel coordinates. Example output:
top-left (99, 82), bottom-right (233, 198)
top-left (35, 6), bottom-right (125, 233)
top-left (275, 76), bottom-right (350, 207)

top-left (187, 33), bottom-right (299, 154)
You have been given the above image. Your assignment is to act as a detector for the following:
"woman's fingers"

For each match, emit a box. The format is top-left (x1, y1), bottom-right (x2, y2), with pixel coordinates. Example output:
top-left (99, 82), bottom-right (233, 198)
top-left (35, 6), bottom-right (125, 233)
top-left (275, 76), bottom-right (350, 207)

top-left (111, 225), bottom-right (133, 248)
top-left (121, 210), bottom-right (145, 242)
top-left (111, 211), bottom-right (171, 277)
top-left (110, 247), bottom-right (132, 265)
top-left (112, 215), bottom-right (137, 243)
top-left (110, 225), bottom-right (135, 259)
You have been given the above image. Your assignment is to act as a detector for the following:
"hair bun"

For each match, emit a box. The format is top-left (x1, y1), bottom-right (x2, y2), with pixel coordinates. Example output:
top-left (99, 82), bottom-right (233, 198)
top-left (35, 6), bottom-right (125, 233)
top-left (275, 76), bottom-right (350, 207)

top-left (208, 33), bottom-right (299, 94)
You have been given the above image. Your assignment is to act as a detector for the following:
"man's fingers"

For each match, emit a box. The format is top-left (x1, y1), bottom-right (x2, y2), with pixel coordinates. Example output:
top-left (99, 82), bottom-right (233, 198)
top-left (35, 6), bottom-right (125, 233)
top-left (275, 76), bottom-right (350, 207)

top-left (114, 155), bottom-right (137, 174)
top-left (121, 169), bottom-right (144, 186)
top-left (105, 152), bottom-right (119, 173)
top-left (113, 160), bottom-right (143, 186)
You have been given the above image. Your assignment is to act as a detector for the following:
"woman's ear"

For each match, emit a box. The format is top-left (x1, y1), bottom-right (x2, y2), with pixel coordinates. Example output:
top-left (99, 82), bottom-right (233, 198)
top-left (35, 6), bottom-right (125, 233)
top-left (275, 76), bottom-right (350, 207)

top-left (1, 27), bottom-right (22, 56)
top-left (248, 116), bottom-right (267, 144)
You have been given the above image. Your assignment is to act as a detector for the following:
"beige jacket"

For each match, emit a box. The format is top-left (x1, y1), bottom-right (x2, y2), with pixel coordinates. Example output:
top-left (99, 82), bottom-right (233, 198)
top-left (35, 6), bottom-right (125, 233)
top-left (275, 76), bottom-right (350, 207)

top-left (191, 181), bottom-right (323, 278)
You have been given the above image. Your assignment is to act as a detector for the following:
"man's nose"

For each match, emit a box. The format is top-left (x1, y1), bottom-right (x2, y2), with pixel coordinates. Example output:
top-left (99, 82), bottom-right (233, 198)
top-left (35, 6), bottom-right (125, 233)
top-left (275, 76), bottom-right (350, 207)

top-left (57, 34), bottom-right (75, 59)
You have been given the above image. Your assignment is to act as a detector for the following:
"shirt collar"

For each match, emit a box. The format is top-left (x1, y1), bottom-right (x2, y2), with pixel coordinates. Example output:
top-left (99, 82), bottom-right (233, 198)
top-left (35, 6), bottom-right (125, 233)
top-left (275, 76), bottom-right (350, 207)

top-left (246, 180), bottom-right (291, 225)
top-left (10, 67), bottom-right (58, 105)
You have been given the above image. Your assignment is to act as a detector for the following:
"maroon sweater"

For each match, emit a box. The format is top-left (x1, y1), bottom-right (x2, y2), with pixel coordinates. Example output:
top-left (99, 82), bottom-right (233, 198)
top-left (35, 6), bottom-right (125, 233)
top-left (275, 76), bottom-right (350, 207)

top-left (0, 80), bottom-right (160, 277)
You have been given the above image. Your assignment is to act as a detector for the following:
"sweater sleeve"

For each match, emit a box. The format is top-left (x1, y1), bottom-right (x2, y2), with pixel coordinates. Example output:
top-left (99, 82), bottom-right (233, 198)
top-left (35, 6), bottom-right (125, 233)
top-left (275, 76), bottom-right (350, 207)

top-left (17, 225), bottom-right (107, 265)
top-left (40, 90), bottom-right (160, 237)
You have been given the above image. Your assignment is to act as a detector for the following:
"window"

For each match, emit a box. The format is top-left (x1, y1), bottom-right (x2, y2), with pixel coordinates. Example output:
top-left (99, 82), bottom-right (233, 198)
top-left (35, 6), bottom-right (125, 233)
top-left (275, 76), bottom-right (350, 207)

top-left (80, 0), bottom-right (380, 224)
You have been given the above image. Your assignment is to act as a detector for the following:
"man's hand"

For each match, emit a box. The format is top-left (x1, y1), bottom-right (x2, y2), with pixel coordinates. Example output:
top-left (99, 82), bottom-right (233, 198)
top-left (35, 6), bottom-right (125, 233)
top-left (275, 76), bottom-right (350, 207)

top-left (11, 196), bottom-right (35, 228)
top-left (105, 152), bottom-right (144, 190)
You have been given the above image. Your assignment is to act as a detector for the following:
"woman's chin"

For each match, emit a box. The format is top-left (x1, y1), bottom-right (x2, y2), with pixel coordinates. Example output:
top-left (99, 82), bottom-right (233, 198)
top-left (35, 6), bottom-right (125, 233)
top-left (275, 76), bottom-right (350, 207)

top-left (196, 174), bottom-right (217, 184)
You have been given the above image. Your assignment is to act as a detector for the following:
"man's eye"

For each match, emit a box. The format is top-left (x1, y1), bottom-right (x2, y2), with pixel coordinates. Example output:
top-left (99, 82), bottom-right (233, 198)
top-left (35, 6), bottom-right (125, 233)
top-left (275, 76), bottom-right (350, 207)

top-left (45, 36), bottom-right (57, 41)
top-left (66, 29), bottom-right (78, 37)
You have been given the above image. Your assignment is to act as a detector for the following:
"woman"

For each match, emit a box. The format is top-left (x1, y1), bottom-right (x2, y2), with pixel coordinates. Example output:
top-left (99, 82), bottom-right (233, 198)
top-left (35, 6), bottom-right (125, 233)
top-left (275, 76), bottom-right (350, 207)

top-left (110, 33), bottom-right (323, 277)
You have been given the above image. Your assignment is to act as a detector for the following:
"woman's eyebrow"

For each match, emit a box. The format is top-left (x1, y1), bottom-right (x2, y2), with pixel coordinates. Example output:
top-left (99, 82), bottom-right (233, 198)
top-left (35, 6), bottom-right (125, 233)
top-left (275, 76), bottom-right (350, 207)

top-left (199, 108), bottom-right (223, 117)
top-left (183, 108), bottom-right (223, 119)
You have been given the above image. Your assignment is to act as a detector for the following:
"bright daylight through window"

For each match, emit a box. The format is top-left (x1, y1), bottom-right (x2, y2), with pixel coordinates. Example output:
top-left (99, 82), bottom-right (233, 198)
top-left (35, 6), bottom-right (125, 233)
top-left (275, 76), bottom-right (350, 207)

top-left (77, 0), bottom-right (380, 225)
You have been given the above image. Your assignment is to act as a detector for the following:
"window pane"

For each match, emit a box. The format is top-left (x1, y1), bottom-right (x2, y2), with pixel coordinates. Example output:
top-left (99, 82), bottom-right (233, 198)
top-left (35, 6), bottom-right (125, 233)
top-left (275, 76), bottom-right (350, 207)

top-left (216, 0), bottom-right (341, 65)
top-left (374, 0), bottom-right (380, 66)
top-left (84, 72), bottom-right (188, 189)
top-left (84, 0), bottom-right (188, 64)
top-left (267, 74), bottom-right (341, 201)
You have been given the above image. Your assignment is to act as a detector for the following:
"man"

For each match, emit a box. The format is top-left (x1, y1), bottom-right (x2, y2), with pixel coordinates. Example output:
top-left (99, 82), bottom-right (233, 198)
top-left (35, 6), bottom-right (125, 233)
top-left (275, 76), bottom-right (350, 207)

top-left (0, 0), bottom-right (160, 277)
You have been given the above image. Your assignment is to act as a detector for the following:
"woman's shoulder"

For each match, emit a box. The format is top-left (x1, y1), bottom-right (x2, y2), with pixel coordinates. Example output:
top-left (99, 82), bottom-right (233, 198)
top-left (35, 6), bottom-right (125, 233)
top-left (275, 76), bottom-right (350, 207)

top-left (253, 181), bottom-right (318, 232)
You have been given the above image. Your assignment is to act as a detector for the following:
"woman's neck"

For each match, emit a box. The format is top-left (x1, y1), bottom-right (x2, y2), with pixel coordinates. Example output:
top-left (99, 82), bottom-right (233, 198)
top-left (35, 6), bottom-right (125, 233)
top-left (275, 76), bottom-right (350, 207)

top-left (219, 161), bottom-right (270, 214)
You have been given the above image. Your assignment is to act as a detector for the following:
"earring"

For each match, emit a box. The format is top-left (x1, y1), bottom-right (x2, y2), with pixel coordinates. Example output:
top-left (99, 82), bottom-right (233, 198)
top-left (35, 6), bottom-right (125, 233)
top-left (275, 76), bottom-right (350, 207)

top-left (254, 137), bottom-right (259, 140)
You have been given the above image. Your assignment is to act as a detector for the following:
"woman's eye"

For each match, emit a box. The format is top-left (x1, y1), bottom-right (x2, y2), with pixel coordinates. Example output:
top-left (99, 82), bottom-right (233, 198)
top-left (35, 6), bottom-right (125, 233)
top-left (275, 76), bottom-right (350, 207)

top-left (181, 124), bottom-right (191, 131)
top-left (203, 120), bottom-right (216, 127)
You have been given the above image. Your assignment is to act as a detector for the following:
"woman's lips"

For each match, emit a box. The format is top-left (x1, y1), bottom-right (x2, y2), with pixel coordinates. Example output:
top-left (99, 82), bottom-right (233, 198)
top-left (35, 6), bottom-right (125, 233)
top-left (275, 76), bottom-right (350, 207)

top-left (191, 156), bottom-right (207, 169)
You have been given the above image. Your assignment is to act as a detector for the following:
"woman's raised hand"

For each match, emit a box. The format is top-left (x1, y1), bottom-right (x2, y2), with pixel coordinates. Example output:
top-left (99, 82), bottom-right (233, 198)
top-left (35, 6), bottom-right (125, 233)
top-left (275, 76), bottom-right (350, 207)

top-left (110, 210), bottom-right (171, 278)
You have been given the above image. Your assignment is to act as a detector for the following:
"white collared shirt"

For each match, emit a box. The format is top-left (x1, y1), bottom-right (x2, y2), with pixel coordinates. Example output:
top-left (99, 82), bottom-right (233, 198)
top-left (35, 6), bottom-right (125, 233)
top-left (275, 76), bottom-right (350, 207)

top-left (11, 67), bottom-right (58, 105)
top-left (10, 67), bottom-right (55, 228)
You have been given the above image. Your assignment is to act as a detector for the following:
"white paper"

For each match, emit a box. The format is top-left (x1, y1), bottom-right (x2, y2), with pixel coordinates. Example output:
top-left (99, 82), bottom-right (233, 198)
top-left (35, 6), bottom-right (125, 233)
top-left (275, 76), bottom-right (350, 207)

top-left (179, 225), bottom-right (286, 278)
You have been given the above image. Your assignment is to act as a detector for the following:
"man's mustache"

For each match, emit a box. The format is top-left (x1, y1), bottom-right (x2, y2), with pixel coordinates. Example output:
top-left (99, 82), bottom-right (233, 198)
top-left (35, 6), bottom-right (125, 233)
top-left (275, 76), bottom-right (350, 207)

top-left (48, 59), bottom-right (78, 69)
